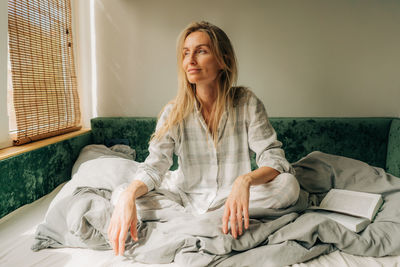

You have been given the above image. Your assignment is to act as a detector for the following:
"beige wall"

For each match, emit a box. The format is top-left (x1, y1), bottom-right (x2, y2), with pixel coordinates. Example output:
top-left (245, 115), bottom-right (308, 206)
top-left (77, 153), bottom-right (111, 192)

top-left (78, 0), bottom-right (400, 120)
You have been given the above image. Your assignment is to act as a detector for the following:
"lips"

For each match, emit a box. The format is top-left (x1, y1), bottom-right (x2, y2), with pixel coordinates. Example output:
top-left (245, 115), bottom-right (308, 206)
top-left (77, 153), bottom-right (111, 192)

top-left (187, 68), bottom-right (201, 74)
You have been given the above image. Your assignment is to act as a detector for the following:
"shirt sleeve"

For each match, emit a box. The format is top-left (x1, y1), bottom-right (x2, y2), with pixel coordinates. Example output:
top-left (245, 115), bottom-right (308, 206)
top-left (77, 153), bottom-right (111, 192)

top-left (246, 91), bottom-right (293, 174)
top-left (132, 104), bottom-right (176, 192)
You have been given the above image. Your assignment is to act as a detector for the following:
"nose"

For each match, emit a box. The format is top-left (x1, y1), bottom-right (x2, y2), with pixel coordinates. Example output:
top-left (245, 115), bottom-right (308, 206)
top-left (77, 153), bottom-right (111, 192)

top-left (189, 52), bottom-right (197, 65)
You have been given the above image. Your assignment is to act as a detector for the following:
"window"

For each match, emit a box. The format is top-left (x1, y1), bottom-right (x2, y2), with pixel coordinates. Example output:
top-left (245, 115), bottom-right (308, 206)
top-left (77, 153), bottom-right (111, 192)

top-left (8, 0), bottom-right (81, 146)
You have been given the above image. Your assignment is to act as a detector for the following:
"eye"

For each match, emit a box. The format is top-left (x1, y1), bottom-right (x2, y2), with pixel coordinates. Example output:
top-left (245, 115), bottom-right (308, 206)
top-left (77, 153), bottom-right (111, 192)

top-left (183, 50), bottom-right (190, 57)
top-left (198, 49), bottom-right (207, 54)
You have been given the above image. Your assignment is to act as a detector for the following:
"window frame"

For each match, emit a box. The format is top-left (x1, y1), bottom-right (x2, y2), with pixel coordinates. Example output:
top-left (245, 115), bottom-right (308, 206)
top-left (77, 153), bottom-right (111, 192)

top-left (0, 0), bottom-right (11, 149)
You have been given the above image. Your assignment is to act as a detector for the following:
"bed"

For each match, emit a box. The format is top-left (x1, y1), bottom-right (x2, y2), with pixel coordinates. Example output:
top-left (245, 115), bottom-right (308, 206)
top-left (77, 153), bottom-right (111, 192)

top-left (1, 180), bottom-right (400, 267)
top-left (1, 117), bottom-right (400, 266)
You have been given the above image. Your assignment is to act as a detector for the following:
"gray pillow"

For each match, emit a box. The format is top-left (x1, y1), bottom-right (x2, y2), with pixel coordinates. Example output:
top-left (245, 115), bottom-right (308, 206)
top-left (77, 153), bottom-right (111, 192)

top-left (32, 144), bottom-right (138, 251)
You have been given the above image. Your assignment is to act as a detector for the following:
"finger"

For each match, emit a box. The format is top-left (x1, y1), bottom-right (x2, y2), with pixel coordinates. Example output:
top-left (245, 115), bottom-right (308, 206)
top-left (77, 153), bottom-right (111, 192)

top-left (237, 207), bottom-right (243, 236)
top-left (108, 227), bottom-right (118, 255)
top-left (243, 206), bottom-right (250, 230)
top-left (113, 226), bottom-right (121, 256)
top-left (130, 219), bottom-right (138, 242)
top-left (222, 206), bottom-right (230, 234)
top-left (108, 214), bottom-right (116, 238)
top-left (118, 224), bottom-right (128, 256)
top-left (230, 208), bottom-right (237, 239)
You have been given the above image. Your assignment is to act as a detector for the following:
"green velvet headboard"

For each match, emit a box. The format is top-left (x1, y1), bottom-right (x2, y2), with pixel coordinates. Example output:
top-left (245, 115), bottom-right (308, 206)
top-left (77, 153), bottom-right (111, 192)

top-left (2, 117), bottom-right (396, 219)
top-left (91, 117), bottom-right (400, 177)
top-left (0, 132), bottom-right (92, 218)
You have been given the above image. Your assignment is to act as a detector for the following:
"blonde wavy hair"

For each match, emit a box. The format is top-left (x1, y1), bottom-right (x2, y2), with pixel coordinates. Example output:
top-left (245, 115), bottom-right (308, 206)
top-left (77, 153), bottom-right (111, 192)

top-left (151, 21), bottom-right (240, 145)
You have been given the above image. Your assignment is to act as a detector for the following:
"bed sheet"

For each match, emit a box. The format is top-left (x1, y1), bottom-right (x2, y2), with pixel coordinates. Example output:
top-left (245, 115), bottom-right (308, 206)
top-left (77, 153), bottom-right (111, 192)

top-left (1, 183), bottom-right (399, 267)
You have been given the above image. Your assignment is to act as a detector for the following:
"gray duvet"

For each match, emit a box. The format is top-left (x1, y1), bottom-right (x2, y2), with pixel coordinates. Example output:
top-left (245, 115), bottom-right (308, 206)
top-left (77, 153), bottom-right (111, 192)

top-left (32, 147), bottom-right (400, 267)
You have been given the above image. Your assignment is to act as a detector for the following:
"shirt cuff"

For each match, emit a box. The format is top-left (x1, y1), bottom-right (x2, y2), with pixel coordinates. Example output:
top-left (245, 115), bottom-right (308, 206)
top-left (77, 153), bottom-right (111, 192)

top-left (132, 169), bottom-right (155, 192)
top-left (257, 159), bottom-right (294, 174)
top-left (259, 163), bottom-right (284, 174)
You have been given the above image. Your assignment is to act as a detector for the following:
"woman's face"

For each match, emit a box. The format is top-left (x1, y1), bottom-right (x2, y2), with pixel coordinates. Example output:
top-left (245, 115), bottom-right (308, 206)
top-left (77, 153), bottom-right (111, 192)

top-left (182, 31), bottom-right (221, 87)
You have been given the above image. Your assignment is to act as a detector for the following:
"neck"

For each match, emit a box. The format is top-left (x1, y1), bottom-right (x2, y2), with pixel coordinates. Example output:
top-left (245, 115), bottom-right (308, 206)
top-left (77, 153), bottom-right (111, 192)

top-left (196, 83), bottom-right (217, 113)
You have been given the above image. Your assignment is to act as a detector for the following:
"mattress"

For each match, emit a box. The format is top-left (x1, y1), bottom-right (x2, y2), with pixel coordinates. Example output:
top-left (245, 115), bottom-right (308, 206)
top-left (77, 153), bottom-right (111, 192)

top-left (1, 183), bottom-right (399, 267)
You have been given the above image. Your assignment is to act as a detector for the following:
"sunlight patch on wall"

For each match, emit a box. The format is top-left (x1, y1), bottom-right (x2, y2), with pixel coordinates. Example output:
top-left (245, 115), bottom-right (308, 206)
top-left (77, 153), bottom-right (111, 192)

top-left (90, 0), bottom-right (98, 118)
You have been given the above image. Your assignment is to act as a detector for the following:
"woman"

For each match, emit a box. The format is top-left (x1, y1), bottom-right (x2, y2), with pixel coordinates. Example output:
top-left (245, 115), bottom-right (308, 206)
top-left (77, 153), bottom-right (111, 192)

top-left (108, 21), bottom-right (300, 256)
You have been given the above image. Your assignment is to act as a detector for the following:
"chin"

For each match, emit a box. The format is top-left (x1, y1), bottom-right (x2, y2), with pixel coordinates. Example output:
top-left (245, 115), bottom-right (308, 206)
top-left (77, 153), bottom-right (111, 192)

top-left (186, 76), bottom-right (198, 84)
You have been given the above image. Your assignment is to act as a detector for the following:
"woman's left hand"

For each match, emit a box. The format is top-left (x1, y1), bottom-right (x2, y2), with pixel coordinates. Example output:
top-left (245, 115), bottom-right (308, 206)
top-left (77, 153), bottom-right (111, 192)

top-left (222, 175), bottom-right (251, 239)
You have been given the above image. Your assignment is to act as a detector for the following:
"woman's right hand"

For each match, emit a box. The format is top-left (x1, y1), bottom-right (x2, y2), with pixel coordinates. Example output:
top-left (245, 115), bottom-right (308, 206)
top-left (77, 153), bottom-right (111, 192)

top-left (107, 188), bottom-right (139, 256)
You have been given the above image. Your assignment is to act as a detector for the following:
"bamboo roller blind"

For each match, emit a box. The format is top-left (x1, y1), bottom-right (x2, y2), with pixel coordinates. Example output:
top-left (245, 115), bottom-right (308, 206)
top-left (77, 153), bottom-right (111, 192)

top-left (8, 0), bottom-right (81, 146)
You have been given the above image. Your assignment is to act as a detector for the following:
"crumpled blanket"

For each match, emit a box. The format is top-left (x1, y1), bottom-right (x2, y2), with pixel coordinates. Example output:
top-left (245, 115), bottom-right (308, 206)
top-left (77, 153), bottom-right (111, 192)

top-left (32, 149), bottom-right (400, 267)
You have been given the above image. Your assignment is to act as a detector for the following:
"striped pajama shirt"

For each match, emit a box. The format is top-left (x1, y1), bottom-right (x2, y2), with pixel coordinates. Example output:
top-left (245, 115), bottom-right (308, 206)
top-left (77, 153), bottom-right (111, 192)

top-left (132, 88), bottom-right (300, 214)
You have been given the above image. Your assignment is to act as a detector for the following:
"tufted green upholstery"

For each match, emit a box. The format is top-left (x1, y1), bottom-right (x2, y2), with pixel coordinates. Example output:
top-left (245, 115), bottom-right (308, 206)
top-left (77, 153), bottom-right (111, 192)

top-left (91, 117), bottom-right (157, 163)
top-left (387, 118), bottom-right (400, 177)
top-left (91, 117), bottom-right (399, 177)
top-left (1, 117), bottom-right (398, 219)
top-left (0, 132), bottom-right (92, 218)
top-left (270, 118), bottom-right (392, 170)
